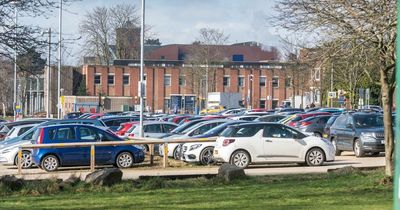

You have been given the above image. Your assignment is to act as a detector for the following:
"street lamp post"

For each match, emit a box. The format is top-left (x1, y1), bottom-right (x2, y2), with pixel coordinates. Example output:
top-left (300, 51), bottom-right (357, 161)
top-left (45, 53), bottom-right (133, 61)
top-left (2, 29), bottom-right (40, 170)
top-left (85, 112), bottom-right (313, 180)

top-left (57, 0), bottom-right (62, 119)
top-left (12, 1), bottom-right (18, 121)
top-left (138, 0), bottom-right (145, 138)
top-left (247, 74), bottom-right (253, 110)
top-left (44, 28), bottom-right (51, 118)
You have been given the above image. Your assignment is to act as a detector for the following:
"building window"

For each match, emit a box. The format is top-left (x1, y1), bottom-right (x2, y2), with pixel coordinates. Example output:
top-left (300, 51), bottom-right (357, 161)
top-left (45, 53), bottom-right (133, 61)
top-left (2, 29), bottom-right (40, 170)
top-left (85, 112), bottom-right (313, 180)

top-left (260, 100), bottom-right (266, 109)
top-left (285, 77), bottom-right (292, 87)
top-left (223, 76), bottom-right (230, 87)
top-left (164, 75), bottom-right (171, 86)
top-left (232, 54), bottom-right (244, 61)
top-left (123, 74), bottom-right (130, 85)
top-left (164, 98), bottom-right (170, 110)
top-left (179, 75), bottom-right (185, 86)
top-left (272, 76), bottom-right (279, 88)
top-left (94, 74), bottom-right (101, 85)
top-left (108, 74), bottom-right (114, 85)
top-left (260, 76), bottom-right (266, 86)
top-left (238, 76), bottom-right (244, 87)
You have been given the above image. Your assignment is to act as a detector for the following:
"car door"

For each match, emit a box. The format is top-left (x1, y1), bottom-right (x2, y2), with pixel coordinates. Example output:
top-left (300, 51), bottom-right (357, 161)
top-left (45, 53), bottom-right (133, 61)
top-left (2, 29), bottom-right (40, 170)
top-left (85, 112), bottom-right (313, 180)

top-left (76, 126), bottom-right (99, 165)
top-left (144, 124), bottom-right (164, 138)
top-left (50, 126), bottom-right (83, 166)
top-left (342, 116), bottom-right (356, 150)
top-left (331, 115), bottom-right (347, 150)
top-left (262, 124), bottom-right (304, 161)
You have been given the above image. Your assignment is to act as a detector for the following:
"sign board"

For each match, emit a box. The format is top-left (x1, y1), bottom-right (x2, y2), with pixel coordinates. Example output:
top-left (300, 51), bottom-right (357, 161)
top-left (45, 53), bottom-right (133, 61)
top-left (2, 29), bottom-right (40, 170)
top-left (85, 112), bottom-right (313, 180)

top-left (61, 96), bottom-right (65, 105)
top-left (328, 92), bottom-right (337, 99)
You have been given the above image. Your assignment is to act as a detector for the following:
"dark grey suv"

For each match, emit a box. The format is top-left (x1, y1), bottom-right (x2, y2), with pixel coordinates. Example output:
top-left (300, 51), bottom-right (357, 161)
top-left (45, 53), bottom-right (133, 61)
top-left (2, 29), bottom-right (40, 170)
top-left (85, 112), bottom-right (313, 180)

top-left (329, 112), bottom-right (384, 157)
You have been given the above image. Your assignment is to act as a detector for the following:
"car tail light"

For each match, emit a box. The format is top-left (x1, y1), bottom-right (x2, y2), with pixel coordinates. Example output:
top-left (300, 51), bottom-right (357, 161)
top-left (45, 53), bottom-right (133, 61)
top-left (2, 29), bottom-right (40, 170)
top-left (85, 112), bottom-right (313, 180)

top-left (222, 139), bottom-right (235, 146)
top-left (128, 133), bottom-right (135, 137)
top-left (37, 128), bottom-right (44, 144)
top-left (301, 121), bottom-right (313, 127)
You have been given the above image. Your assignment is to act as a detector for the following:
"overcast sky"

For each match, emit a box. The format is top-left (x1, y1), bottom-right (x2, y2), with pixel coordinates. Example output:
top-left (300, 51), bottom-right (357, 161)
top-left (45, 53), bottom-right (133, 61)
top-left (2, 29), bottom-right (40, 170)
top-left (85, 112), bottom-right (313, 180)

top-left (23, 0), bottom-right (282, 65)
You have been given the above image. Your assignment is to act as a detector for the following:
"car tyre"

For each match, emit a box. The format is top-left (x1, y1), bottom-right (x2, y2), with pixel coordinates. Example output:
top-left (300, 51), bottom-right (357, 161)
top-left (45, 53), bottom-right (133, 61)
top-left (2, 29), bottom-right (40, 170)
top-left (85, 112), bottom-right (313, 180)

top-left (41, 155), bottom-right (59, 172)
top-left (370, 152), bottom-right (380, 156)
top-left (14, 151), bottom-right (33, 169)
top-left (354, 139), bottom-right (365, 157)
top-left (199, 147), bottom-right (215, 165)
top-left (173, 145), bottom-right (182, 160)
top-left (116, 152), bottom-right (134, 168)
top-left (305, 147), bottom-right (325, 166)
top-left (331, 138), bottom-right (342, 156)
top-left (230, 150), bottom-right (250, 169)
top-left (313, 132), bottom-right (322, 137)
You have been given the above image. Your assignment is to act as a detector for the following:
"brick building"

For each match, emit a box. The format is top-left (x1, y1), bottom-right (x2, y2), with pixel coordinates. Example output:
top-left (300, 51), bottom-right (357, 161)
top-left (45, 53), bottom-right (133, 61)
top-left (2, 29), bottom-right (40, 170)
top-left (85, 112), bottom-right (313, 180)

top-left (81, 60), bottom-right (298, 113)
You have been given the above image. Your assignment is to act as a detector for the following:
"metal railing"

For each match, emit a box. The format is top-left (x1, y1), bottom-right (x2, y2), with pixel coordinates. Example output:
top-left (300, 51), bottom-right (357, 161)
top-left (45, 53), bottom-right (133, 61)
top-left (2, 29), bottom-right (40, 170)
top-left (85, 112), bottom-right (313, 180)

top-left (17, 137), bottom-right (217, 175)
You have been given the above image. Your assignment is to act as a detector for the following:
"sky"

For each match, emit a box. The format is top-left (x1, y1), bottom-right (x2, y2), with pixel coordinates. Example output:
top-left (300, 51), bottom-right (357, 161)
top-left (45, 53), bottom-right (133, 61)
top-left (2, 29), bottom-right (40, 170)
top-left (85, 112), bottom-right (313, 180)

top-left (22, 0), bottom-right (282, 65)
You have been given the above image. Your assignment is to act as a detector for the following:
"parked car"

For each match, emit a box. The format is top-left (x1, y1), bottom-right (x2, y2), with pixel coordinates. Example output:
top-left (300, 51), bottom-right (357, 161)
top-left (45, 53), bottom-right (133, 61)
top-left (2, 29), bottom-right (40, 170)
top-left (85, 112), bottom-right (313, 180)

top-left (31, 124), bottom-right (145, 172)
top-left (286, 112), bottom-right (331, 127)
top-left (124, 121), bottom-right (178, 139)
top-left (295, 115), bottom-right (332, 137)
top-left (64, 112), bottom-right (83, 119)
top-left (229, 116), bottom-right (259, 121)
top-left (0, 119), bottom-right (53, 140)
top-left (101, 116), bottom-right (139, 131)
top-left (322, 115), bottom-right (340, 139)
top-left (315, 108), bottom-right (344, 114)
top-left (218, 108), bottom-right (246, 116)
top-left (161, 119), bottom-right (229, 159)
top-left (115, 122), bottom-right (135, 137)
top-left (256, 115), bottom-right (287, 122)
top-left (169, 115), bottom-right (194, 124)
top-left (200, 105), bottom-right (225, 115)
top-left (213, 122), bottom-right (335, 168)
top-left (329, 112), bottom-right (384, 157)
top-left (4, 124), bottom-right (38, 141)
top-left (160, 119), bottom-right (208, 139)
top-left (276, 108), bottom-right (305, 114)
top-left (181, 121), bottom-right (247, 165)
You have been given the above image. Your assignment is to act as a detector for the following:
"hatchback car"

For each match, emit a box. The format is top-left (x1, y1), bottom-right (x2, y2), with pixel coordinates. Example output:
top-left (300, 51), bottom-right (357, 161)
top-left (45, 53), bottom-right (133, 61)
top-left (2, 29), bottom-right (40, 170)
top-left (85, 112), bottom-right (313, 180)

top-left (286, 112), bottom-right (331, 127)
top-left (295, 115), bottom-right (332, 137)
top-left (213, 123), bottom-right (335, 168)
top-left (32, 124), bottom-right (145, 172)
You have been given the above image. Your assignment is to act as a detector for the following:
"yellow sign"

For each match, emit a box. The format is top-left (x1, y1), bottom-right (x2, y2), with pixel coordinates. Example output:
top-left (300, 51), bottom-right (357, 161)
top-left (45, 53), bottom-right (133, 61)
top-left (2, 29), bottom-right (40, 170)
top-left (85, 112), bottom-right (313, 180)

top-left (61, 96), bottom-right (65, 105)
top-left (15, 105), bottom-right (21, 109)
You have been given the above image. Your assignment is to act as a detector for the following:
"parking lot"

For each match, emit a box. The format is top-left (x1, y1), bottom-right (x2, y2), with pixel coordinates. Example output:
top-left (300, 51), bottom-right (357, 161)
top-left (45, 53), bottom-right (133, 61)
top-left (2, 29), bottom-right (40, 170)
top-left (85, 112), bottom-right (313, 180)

top-left (0, 152), bottom-right (385, 180)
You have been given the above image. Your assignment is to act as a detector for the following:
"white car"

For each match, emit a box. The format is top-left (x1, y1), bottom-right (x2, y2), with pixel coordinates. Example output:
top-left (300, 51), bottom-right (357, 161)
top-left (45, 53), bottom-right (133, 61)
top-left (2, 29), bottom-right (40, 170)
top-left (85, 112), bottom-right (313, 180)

top-left (213, 122), bottom-right (335, 168)
top-left (4, 124), bottom-right (37, 141)
top-left (0, 130), bottom-right (36, 168)
top-left (229, 115), bottom-right (259, 121)
top-left (219, 108), bottom-right (246, 116)
top-left (160, 119), bottom-right (229, 159)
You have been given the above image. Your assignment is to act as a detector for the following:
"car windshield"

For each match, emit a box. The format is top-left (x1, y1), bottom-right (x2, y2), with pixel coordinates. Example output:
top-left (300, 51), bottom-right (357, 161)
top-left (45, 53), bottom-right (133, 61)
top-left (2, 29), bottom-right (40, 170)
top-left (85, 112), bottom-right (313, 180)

top-left (353, 115), bottom-right (383, 128)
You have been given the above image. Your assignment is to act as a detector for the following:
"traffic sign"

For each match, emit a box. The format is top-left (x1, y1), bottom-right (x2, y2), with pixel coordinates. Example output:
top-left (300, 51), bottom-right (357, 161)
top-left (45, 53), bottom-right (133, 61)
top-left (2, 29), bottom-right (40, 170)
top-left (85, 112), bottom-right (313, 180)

top-left (328, 92), bottom-right (337, 99)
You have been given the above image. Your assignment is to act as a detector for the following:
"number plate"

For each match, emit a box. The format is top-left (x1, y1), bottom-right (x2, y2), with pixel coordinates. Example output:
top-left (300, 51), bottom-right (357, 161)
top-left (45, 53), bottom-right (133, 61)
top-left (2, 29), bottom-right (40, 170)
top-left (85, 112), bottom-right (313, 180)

top-left (381, 140), bottom-right (385, 144)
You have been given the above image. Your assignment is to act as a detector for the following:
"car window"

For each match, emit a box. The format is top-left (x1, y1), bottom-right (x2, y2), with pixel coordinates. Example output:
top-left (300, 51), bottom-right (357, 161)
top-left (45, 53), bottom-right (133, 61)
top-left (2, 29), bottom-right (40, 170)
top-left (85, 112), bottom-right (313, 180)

top-left (22, 130), bottom-right (35, 140)
top-left (317, 117), bottom-right (329, 124)
top-left (333, 116), bottom-right (347, 128)
top-left (98, 130), bottom-right (120, 141)
top-left (354, 115), bottom-right (383, 128)
top-left (221, 125), bottom-right (262, 137)
top-left (18, 126), bottom-right (32, 136)
top-left (79, 127), bottom-right (99, 141)
top-left (144, 124), bottom-right (162, 133)
top-left (7, 127), bottom-right (15, 136)
top-left (163, 124), bottom-right (177, 133)
top-left (49, 127), bottom-right (76, 141)
top-left (326, 116), bottom-right (338, 126)
top-left (263, 125), bottom-right (299, 138)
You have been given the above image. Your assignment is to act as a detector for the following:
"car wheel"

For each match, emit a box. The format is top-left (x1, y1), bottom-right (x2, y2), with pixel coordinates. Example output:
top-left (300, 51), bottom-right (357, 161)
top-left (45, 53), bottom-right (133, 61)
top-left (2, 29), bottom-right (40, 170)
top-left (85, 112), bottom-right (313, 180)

top-left (116, 152), bottom-right (134, 168)
top-left (230, 150), bottom-right (250, 168)
top-left (173, 145), bottom-right (182, 160)
top-left (305, 148), bottom-right (325, 166)
top-left (354, 139), bottom-right (365, 157)
top-left (199, 147), bottom-right (215, 165)
top-left (14, 151), bottom-right (33, 169)
top-left (331, 138), bottom-right (342, 156)
top-left (41, 155), bottom-right (59, 172)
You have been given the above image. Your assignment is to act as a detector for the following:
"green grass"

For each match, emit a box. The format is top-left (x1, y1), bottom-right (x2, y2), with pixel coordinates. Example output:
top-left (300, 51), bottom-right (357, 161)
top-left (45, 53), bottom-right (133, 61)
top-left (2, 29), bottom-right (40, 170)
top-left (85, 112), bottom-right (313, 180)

top-left (0, 170), bottom-right (392, 210)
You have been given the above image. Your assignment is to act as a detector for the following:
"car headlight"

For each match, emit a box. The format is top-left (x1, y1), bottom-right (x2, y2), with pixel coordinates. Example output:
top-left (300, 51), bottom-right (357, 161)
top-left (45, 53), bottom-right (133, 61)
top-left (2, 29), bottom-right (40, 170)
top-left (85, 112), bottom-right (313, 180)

top-left (189, 144), bottom-right (202, 151)
top-left (360, 132), bottom-right (377, 142)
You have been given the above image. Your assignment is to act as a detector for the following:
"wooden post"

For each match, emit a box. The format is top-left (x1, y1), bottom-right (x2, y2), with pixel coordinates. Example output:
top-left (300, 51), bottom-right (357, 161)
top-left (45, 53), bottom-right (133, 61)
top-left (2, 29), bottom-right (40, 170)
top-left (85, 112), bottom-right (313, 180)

top-left (17, 149), bottom-right (22, 175)
top-left (163, 143), bottom-right (168, 168)
top-left (90, 145), bottom-right (95, 172)
top-left (149, 144), bottom-right (154, 165)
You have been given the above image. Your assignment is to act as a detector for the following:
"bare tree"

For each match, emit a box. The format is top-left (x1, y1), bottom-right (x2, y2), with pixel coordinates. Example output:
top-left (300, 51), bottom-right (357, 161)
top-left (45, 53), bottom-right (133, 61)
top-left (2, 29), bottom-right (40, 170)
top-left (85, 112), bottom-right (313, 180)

top-left (274, 0), bottom-right (396, 177)
top-left (186, 28), bottom-right (230, 108)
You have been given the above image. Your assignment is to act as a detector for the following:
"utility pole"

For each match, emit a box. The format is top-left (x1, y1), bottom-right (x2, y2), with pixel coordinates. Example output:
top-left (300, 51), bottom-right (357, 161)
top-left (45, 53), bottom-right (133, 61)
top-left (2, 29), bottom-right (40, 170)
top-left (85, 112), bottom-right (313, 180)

top-left (139, 0), bottom-right (145, 138)
top-left (46, 28), bottom-right (51, 118)
top-left (330, 67), bottom-right (333, 107)
top-left (57, 0), bottom-right (62, 119)
top-left (13, 2), bottom-right (18, 121)
top-left (205, 62), bottom-right (209, 115)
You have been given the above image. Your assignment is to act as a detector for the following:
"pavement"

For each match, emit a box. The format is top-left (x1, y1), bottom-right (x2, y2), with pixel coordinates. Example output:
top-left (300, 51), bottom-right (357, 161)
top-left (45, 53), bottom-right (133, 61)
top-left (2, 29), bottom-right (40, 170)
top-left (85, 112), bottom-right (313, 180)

top-left (0, 152), bottom-right (385, 180)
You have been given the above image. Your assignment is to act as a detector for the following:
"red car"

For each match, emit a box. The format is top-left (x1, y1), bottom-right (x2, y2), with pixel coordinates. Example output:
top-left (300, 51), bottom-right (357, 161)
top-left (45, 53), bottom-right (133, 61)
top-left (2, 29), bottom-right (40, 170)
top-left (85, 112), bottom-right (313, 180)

top-left (287, 112), bottom-right (331, 127)
top-left (170, 115), bottom-right (193, 124)
top-left (115, 122), bottom-right (137, 137)
top-left (87, 113), bottom-right (104, 119)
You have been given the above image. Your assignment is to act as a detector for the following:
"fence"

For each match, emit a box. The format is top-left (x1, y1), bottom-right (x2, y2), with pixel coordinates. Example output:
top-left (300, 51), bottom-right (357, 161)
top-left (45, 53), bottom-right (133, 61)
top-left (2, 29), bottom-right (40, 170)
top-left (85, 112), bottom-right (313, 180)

top-left (17, 137), bottom-right (217, 175)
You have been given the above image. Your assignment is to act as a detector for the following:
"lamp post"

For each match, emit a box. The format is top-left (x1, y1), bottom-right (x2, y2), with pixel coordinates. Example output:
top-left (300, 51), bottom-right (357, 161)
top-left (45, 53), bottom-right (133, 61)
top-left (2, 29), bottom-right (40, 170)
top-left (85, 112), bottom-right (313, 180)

top-left (247, 74), bottom-right (253, 110)
top-left (42, 28), bottom-right (51, 118)
top-left (138, 0), bottom-right (145, 138)
top-left (12, 1), bottom-right (18, 121)
top-left (57, 0), bottom-right (62, 119)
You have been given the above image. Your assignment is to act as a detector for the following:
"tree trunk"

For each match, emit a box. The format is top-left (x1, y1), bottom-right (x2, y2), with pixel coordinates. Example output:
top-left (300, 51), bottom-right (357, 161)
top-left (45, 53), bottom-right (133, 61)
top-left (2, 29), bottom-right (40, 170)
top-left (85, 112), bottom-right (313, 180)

top-left (380, 65), bottom-right (394, 177)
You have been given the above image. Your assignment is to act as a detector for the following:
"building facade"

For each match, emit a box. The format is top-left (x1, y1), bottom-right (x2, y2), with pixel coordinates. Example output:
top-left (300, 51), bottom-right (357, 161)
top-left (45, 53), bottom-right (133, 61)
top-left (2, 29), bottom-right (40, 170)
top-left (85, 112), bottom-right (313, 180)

top-left (81, 60), bottom-right (301, 113)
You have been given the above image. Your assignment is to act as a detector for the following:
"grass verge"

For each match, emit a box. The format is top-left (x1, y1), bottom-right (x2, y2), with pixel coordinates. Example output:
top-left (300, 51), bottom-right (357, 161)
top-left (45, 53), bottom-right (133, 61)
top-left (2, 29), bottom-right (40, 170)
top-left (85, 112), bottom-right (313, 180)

top-left (0, 169), bottom-right (392, 210)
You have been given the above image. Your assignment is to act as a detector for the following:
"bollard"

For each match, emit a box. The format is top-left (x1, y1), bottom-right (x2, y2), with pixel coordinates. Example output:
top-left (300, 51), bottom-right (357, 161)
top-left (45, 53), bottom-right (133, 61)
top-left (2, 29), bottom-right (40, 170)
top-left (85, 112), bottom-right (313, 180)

top-left (149, 144), bottom-right (154, 165)
top-left (90, 145), bottom-right (95, 172)
top-left (17, 149), bottom-right (22, 175)
top-left (163, 143), bottom-right (168, 168)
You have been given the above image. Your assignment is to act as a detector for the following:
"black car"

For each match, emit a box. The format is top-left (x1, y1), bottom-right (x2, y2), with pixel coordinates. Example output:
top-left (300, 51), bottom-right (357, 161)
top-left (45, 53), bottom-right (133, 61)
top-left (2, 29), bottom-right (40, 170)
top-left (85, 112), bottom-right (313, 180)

top-left (101, 116), bottom-right (139, 131)
top-left (295, 115), bottom-right (332, 137)
top-left (256, 115), bottom-right (287, 122)
top-left (329, 112), bottom-right (384, 157)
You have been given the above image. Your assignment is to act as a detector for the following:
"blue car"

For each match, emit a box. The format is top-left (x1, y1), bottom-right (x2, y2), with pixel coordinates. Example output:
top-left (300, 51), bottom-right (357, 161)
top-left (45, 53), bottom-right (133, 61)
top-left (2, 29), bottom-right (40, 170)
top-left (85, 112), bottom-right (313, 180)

top-left (32, 124), bottom-right (145, 172)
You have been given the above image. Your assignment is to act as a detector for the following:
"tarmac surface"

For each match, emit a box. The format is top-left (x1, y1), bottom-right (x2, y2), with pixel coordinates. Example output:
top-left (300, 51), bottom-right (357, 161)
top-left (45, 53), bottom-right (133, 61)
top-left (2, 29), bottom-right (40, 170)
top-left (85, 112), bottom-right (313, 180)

top-left (0, 152), bottom-right (385, 180)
